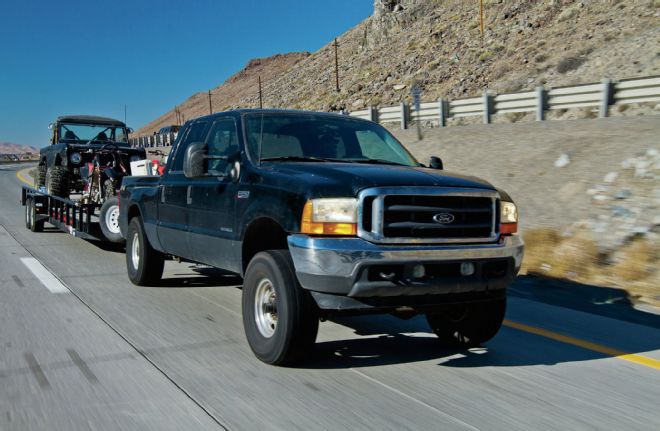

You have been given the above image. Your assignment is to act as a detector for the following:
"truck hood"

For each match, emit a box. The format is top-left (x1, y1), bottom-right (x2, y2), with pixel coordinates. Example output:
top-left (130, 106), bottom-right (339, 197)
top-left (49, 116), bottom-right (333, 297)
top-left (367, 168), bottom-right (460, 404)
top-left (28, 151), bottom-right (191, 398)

top-left (262, 162), bottom-right (494, 197)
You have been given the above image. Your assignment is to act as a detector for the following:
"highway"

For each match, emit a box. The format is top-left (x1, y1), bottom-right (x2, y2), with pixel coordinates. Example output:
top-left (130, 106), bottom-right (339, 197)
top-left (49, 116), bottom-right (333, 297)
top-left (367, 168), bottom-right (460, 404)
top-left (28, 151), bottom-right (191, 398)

top-left (2, 164), bottom-right (659, 431)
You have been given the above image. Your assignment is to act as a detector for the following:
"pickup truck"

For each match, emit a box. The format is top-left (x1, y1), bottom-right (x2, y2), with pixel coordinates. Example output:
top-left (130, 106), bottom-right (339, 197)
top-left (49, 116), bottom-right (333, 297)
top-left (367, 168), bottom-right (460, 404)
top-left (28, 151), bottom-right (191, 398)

top-left (119, 109), bottom-right (524, 365)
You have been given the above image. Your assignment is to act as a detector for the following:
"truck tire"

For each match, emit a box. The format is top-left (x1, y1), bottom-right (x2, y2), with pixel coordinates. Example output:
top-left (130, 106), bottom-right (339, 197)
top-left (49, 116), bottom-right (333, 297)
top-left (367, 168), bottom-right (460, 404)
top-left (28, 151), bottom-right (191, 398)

top-left (99, 197), bottom-right (124, 243)
top-left (45, 166), bottom-right (70, 198)
top-left (426, 297), bottom-right (506, 347)
top-left (242, 250), bottom-right (319, 365)
top-left (26, 198), bottom-right (44, 232)
top-left (35, 165), bottom-right (47, 188)
top-left (126, 217), bottom-right (164, 286)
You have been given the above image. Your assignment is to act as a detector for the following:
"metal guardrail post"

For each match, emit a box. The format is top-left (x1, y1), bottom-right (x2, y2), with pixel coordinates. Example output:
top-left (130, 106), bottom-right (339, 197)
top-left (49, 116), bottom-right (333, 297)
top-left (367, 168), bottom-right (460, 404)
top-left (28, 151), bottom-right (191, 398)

top-left (368, 106), bottom-right (378, 123)
top-left (400, 102), bottom-right (408, 130)
top-left (600, 78), bottom-right (613, 118)
top-left (438, 98), bottom-right (447, 127)
top-left (482, 91), bottom-right (493, 124)
top-left (536, 86), bottom-right (547, 121)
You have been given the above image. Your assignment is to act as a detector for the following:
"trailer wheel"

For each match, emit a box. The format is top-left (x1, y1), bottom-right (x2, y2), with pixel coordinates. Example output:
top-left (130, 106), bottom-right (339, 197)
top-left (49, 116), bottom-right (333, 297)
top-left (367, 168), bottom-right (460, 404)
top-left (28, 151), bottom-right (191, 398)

top-left (126, 217), bottom-right (164, 286)
top-left (99, 197), bottom-right (124, 243)
top-left (242, 250), bottom-right (319, 365)
top-left (35, 165), bottom-right (47, 188)
top-left (46, 166), bottom-right (70, 198)
top-left (26, 198), bottom-right (44, 233)
top-left (425, 297), bottom-right (506, 347)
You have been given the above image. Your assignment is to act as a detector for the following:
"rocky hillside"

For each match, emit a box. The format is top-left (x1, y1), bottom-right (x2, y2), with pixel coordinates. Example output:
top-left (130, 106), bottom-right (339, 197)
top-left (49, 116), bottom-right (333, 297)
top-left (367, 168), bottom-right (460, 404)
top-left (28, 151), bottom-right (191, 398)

top-left (0, 142), bottom-right (39, 154)
top-left (136, 0), bottom-right (659, 135)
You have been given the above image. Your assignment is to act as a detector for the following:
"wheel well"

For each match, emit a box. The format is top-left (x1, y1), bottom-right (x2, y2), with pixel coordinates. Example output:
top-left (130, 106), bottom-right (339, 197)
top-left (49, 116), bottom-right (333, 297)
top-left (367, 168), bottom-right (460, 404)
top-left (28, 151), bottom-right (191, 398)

top-left (242, 218), bottom-right (288, 274)
top-left (127, 204), bottom-right (141, 224)
top-left (54, 154), bottom-right (63, 166)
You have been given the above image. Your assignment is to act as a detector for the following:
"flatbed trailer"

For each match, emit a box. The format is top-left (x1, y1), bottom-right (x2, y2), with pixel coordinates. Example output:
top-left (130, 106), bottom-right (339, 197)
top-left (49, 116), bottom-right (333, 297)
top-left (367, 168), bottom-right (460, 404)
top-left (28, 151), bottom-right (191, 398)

top-left (21, 185), bottom-right (104, 240)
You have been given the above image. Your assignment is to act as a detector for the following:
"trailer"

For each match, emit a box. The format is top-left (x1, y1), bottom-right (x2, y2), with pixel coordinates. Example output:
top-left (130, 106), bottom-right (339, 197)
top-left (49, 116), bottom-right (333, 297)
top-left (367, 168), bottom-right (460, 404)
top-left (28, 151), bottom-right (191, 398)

top-left (21, 185), bottom-right (105, 240)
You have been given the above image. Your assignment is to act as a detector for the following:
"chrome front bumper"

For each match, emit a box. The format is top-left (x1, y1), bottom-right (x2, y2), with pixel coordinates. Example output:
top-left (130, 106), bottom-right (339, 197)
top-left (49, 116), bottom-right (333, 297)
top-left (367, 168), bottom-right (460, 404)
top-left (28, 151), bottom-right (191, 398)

top-left (287, 234), bottom-right (524, 298)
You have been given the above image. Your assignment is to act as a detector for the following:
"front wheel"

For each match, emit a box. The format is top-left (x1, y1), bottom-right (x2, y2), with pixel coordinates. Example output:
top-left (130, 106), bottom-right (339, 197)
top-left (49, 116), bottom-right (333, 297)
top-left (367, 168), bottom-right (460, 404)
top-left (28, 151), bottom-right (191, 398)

top-left (126, 217), bottom-right (164, 286)
top-left (242, 250), bottom-right (319, 365)
top-left (99, 197), bottom-right (124, 243)
top-left (426, 297), bottom-right (507, 347)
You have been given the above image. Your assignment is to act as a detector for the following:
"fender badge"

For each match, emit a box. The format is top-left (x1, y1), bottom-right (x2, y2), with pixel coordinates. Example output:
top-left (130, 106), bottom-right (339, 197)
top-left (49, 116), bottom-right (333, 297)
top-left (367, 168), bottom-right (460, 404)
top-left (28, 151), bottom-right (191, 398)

top-left (236, 191), bottom-right (250, 199)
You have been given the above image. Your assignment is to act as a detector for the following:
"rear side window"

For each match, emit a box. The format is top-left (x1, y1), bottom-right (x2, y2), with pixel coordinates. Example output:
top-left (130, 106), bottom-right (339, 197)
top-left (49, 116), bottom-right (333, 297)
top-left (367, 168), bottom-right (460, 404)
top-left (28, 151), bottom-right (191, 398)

top-left (171, 121), bottom-right (210, 171)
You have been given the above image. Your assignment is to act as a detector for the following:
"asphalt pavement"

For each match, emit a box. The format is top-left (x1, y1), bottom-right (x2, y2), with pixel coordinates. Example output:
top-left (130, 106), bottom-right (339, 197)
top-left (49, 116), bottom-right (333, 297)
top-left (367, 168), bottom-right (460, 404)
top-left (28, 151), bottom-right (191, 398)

top-left (2, 165), bottom-right (659, 431)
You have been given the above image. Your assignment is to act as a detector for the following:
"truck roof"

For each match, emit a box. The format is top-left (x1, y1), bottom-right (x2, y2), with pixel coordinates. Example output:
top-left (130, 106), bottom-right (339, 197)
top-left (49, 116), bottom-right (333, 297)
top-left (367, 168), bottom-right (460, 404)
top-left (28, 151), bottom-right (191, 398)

top-left (56, 115), bottom-right (126, 127)
top-left (189, 108), bottom-right (367, 123)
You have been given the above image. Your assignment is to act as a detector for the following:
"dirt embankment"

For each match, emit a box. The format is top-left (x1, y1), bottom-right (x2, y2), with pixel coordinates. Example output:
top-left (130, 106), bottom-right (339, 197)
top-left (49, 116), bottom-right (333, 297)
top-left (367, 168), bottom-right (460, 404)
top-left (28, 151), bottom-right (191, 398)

top-left (393, 115), bottom-right (660, 307)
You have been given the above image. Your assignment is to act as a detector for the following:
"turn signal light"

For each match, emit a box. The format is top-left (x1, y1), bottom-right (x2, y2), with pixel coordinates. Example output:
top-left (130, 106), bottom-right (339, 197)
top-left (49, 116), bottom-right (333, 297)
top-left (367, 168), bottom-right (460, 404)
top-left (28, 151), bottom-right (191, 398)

top-left (301, 201), bottom-right (357, 236)
top-left (500, 223), bottom-right (518, 235)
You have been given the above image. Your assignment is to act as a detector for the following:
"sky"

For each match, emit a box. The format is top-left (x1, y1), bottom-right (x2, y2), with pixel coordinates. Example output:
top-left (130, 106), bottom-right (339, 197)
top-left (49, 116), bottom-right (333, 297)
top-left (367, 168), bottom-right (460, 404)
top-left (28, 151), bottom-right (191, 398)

top-left (0, 0), bottom-right (373, 147)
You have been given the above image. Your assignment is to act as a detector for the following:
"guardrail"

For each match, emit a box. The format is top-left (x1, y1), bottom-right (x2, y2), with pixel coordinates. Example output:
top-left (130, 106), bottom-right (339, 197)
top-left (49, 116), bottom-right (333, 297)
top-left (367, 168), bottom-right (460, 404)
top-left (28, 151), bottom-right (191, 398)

top-left (129, 75), bottom-right (660, 147)
top-left (350, 75), bottom-right (660, 128)
top-left (129, 132), bottom-right (177, 149)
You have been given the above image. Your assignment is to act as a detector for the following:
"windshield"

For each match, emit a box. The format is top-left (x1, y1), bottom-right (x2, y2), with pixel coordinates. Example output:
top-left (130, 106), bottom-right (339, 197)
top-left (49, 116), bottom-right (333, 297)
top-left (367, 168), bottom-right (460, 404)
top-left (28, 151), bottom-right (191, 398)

top-left (244, 113), bottom-right (418, 166)
top-left (59, 123), bottom-right (129, 144)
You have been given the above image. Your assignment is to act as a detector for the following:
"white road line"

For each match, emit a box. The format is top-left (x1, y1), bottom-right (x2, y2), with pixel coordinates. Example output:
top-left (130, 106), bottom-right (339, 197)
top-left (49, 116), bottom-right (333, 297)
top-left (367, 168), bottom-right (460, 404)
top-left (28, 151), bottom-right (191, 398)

top-left (20, 257), bottom-right (70, 294)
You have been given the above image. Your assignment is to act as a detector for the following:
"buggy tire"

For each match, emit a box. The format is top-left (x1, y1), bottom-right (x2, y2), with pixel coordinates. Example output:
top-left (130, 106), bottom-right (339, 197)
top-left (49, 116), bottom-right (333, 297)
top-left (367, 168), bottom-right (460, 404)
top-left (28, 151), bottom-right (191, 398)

top-left (35, 165), bottom-right (46, 188)
top-left (126, 217), bottom-right (164, 286)
top-left (426, 297), bottom-right (507, 347)
top-left (242, 250), bottom-right (319, 365)
top-left (99, 197), bottom-right (124, 243)
top-left (45, 166), bottom-right (70, 198)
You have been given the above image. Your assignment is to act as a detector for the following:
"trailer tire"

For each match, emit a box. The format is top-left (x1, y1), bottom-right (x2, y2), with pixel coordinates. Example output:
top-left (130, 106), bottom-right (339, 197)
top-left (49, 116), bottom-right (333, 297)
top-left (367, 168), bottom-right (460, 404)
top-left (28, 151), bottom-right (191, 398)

top-left (35, 165), bottom-right (46, 188)
top-left (242, 250), bottom-right (319, 365)
top-left (425, 297), bottom-right (506, 347)
top-left (46, 166), bottom-right (70, 198)
top-left (99, 197), bottom-right (124, 243)
top-left (26, 198), bottom-right (44, 232)
top-left (126, 217), bottom-right (164, 286)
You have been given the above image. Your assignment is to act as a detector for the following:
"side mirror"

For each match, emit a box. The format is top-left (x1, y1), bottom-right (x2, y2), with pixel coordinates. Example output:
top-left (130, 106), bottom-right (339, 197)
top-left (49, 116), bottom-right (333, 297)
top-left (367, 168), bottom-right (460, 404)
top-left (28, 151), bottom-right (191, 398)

top-left (127, 127), bottom-right (134, 134)
top-left (183, 142), bottom-right (207, 178)
top-left (429, 156), bottom-right (443, 170)
top-left (48, 123), bottom-right (54, 130)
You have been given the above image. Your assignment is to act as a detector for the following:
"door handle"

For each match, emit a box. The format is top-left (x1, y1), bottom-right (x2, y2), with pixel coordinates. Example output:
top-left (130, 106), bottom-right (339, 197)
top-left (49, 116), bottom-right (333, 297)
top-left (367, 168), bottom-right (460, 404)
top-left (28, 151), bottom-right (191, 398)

top-left (187, 185), bottom-right (192, 205)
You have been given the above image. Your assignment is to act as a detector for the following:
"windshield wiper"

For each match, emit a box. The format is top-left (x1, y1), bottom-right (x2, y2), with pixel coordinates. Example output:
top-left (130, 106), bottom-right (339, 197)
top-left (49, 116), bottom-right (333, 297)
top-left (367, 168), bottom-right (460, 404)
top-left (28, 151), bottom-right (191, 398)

top-left (343, 158), bottom-right (408, 166)
top-left (260, 156), bottom-right (332, 163)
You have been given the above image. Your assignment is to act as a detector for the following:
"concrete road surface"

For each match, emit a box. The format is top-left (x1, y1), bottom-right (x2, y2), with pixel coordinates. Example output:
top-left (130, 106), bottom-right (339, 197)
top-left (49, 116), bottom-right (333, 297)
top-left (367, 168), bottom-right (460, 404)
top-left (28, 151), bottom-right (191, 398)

top-left (2, 165), bottom-right (659, 430)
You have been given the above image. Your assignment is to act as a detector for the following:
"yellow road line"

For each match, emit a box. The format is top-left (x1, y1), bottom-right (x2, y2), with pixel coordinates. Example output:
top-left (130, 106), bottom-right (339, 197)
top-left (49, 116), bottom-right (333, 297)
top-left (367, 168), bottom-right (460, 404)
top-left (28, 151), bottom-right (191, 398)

top-left (16, 168), bottom-right (33, 186)
top-left (503, 319), bottom-right (660, 371)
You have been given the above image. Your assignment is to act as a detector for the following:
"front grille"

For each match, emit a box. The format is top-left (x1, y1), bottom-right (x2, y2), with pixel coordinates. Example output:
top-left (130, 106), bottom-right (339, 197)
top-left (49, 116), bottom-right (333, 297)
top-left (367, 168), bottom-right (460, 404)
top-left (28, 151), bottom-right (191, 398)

top-left (358, 187), bottom-right (499, 244)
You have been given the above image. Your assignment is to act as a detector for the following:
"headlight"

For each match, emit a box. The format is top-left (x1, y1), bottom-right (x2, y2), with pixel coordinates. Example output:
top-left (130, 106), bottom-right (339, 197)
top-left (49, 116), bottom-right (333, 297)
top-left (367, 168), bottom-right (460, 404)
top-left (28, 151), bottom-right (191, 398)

top-left (500, 201), bottom-right (518, 234)
top-left (130, 155), bottom-right (142, 163)
top-left (69, 152), bottom-right (82, 164)
top-left (301, 198), bottom-right (357, 236)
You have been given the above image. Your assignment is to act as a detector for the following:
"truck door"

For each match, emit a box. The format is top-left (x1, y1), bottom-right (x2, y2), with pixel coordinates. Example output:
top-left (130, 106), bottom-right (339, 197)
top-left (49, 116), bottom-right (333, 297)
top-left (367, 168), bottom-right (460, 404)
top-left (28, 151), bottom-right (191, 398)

top-left (187, 117), bottom-right (241, 273)
top-left (157, 120), bottom-right (210, 259)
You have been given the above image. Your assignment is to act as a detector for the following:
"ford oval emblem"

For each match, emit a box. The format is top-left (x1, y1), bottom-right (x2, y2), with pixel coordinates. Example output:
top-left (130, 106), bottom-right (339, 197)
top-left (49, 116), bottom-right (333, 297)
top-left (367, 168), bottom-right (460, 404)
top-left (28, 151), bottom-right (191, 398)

top-left (433, 213), bottom-right (455, 224)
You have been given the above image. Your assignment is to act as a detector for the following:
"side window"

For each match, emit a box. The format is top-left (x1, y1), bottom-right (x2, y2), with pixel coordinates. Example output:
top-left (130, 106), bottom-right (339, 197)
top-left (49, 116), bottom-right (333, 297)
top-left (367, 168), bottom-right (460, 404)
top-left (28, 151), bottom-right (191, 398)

top-left (171, 121), bottom-right (210, 171)
top-left (205, 118), bottom-right (238, 176)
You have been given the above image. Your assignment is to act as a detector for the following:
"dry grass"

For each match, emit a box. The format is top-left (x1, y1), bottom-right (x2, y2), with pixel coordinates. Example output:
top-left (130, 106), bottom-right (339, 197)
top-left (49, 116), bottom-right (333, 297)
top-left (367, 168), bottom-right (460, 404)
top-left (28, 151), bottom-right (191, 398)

top-left (522, 228), bottom-right (660, 307)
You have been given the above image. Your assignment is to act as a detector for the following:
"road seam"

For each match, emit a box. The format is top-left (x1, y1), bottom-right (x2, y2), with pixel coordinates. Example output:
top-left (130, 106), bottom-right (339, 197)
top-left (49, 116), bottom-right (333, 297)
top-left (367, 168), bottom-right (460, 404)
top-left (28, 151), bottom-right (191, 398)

top-left (504, 319), bottom-right (660, 371)
top-left (350, 368), bottom-right (480, 430)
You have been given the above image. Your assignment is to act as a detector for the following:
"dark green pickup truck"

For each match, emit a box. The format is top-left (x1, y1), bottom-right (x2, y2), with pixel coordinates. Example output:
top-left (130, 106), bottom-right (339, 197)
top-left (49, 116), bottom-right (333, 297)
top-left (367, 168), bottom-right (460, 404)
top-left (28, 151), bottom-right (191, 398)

top-left (119, 109), bottom-right (524, 365)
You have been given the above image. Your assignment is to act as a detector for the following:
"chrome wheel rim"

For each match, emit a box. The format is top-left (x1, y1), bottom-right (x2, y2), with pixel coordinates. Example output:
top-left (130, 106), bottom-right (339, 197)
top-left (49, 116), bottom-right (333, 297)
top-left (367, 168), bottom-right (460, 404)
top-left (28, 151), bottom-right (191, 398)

top-left (254, 278), bottom-right (277, 338)
top-left (131, 232), bottom-right (140, 270)
top-left (105, 205), bottom-right (120, 234)
top-left (26, 202), bottom-right (31, 227)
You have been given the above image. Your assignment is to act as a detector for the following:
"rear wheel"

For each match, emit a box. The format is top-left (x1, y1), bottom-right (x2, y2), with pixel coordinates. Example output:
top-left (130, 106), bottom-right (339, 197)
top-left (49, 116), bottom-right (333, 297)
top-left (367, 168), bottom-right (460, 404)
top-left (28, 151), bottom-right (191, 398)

top-left (426, 297), bottom-right (506, 346)
top-left (126, 217), bottom-right (164, 286)
top-left (242, 250), bottom-right (319, 365)
top-left (25, 198), bottom-right (44, 232)
top-left (99, 197), bottom-right (124, 243)
top-left (45, 166), bottom-right (70, 198)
